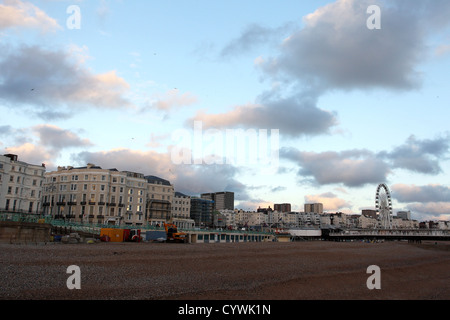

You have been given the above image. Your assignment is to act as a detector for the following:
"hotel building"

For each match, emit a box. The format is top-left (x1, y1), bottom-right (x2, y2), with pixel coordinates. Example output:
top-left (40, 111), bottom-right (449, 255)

top-left (0, 154), bottom-right (46, 215)
top-left (42, 164), bottom-right (147, 225)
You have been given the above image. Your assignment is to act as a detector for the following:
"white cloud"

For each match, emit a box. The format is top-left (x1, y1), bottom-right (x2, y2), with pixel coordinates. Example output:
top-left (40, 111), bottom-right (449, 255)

top-left (305, 192), bottom-right (352, 212)
top-left (0, 0), bottom-right (61, 33)
top-left (0, 44), bottom-right (133, 119)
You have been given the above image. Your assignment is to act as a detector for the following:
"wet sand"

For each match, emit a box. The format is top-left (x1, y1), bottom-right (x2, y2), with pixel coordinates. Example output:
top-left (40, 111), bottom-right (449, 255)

top-left (1, 240), bottom-right (449, 300)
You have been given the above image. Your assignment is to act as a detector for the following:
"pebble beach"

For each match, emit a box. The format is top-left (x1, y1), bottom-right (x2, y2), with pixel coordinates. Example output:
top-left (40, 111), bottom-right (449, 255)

top-left (1, 241), bottom-right (449, 300)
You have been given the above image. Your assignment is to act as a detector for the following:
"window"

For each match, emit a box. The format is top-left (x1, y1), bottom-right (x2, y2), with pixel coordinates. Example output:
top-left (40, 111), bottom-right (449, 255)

top-left (71, 184), bottom-right (77, 191)
top-left (112, 186), bottom-right (116, 192)
top-left (101, 185), bottom-right (105, 191)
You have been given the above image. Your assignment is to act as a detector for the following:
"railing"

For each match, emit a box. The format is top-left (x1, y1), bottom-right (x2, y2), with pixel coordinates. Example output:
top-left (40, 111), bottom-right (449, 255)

top-left (0, 211), bottom-right (275, 236)
top-left (329, 228), bottom-right (450, 238)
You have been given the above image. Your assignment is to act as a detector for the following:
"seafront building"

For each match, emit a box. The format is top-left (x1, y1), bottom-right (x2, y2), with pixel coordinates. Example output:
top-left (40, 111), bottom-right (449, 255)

top-left (0, 154), bottom-right (46, 215)
top-left (171, 192), bottom-right (195, 229)
top-left (144, 175), bottom-right (174, 226)
top-left (2, 154), bottom-right (449, 231)
top-left (190, 197), bottom-right (214, 227)
top-left (42, 164), bottom-right (148, 225)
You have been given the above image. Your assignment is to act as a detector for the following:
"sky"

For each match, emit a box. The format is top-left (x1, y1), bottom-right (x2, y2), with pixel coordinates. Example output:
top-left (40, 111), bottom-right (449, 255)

top-left (1, 0), bottom-right (450, 221)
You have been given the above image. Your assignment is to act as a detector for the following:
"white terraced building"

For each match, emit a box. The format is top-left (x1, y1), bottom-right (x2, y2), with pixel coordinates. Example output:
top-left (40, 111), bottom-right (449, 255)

top-left (0, 154), bottom-right (46, 215)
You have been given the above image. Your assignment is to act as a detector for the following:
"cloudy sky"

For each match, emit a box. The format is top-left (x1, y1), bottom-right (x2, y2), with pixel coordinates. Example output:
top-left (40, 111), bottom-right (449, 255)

top-left (1, 0), bottom-right (450, 221)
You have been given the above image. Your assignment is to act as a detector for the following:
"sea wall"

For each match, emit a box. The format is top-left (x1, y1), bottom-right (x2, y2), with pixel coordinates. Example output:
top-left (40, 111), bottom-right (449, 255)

top-left (0, 221), bottom-right (52, 244)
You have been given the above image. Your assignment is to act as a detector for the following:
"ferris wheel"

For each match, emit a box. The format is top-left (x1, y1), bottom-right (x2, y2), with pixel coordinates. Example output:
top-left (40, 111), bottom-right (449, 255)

top-left (375, 183), bottom-right (393, 229)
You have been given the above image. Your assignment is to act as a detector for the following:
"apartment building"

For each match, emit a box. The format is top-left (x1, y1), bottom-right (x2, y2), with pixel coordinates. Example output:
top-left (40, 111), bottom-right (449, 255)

top-left (219, 209), bottom-right (236, 228)
top-left (201, 191), bottom-right (234, 211)
top-left (274, 203), bottom-right (291, 213)
top-left (304, 203), bottom-right (324, 214)
top-left (43, 164), bottom-right (147, 225)
top-left (0, 154), bottom-right (46, 215)
top-left (145, 175), bottom-right (174, 226)
top-left (171, 192), bottom-right (195, 229)
top-left (190, 197), bottom-right (214, 227)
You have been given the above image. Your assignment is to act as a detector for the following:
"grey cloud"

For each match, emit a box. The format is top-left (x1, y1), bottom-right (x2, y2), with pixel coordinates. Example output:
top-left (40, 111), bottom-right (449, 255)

top-left (258, 0), bottom-right (447, 92)
top-left (0, 125), bottom-right (13, 135)
top-left (392, 184), bottom-right (450, 203)
top-left (220, 22), bottom-right (295, 58)
top-left (33, 125), bottom-right (93, 151)
top-left (281, 133), bottom-right (449, 188)
top-left (379, 134), bottom-right (450, 175)
top-left (281, 147), bottom-right (390, 187)
top-left (190, 92), bottom-right (338, 138)
top-left (0, 44), bottom-right (132, 119)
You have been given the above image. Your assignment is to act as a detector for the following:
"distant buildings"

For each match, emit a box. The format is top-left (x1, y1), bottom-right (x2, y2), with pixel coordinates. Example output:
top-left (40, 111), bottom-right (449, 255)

top-left (190, 197), bottom-right (214, 227)
top-left (304, 203), bottom-right (323, 214)
top-left (397, 210), bottom-right (411, 220)
top-left (201, 191), bottom-right (234, 211)
top-left (274, 203), bottom-right (291, 213)
top-left (2, 154), bottom-right (449, 231)
top-left (0, 154), bottom-right (46, 214)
